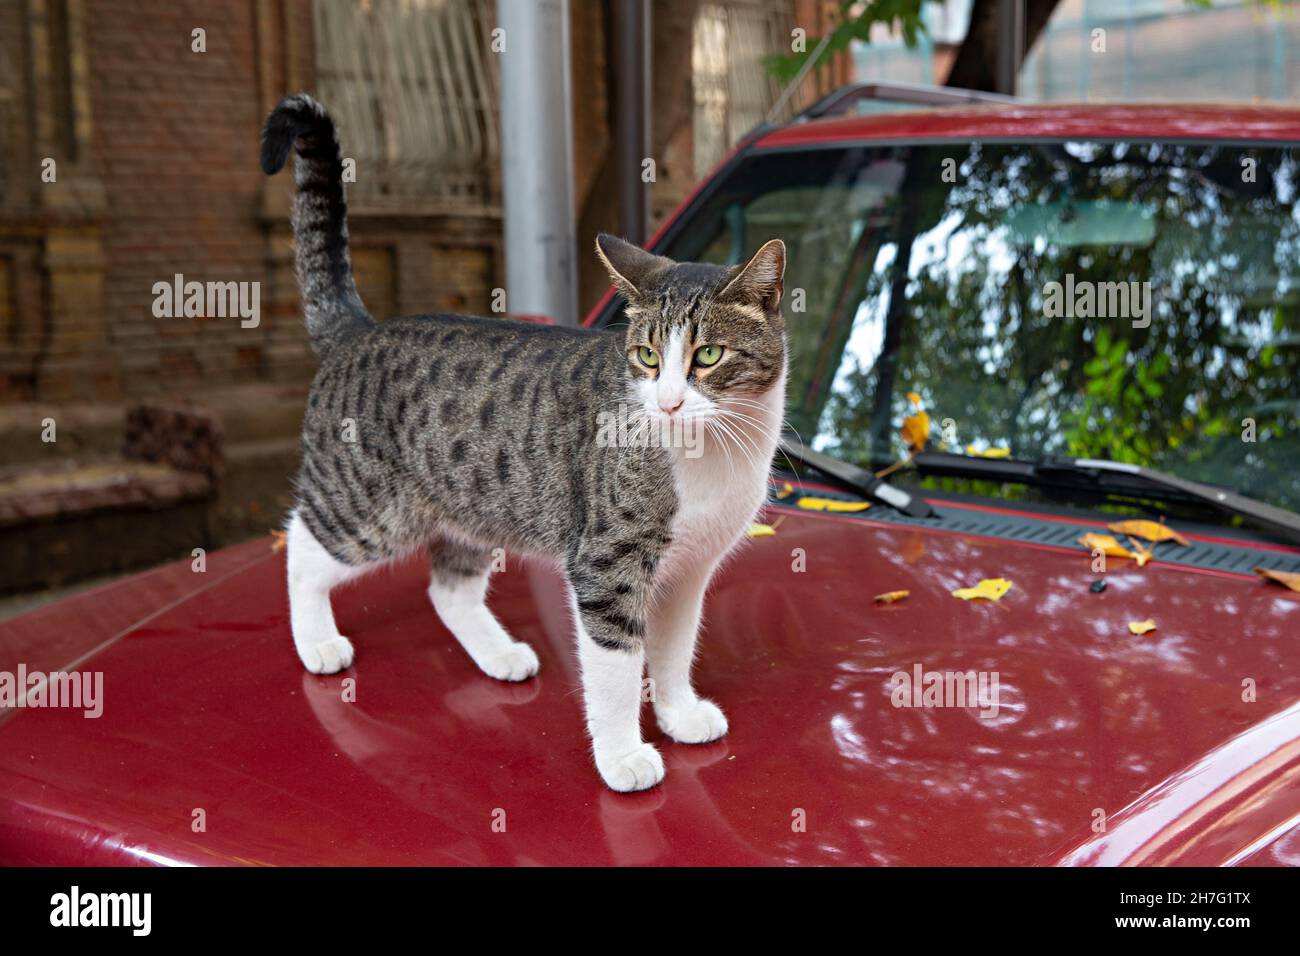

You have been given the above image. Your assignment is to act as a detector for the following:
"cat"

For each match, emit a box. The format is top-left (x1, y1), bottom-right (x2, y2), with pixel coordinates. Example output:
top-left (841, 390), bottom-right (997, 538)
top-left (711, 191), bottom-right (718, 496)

top-left (261, 94), bottom-right (787, 792)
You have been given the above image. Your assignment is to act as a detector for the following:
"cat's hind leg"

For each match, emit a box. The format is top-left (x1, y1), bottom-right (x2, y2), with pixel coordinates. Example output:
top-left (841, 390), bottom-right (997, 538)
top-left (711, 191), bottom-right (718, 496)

top-left (427, 537), bottom-right (539, 682)
top-left (286, 511), bottom-right (362, 674)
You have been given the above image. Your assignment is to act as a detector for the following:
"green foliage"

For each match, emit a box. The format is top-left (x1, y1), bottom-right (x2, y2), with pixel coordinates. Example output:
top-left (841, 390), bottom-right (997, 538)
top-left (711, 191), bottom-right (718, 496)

top-left (1062, 330), bottom-right (1174, 464)
top-left (763, 0), bottom-right (937, 85)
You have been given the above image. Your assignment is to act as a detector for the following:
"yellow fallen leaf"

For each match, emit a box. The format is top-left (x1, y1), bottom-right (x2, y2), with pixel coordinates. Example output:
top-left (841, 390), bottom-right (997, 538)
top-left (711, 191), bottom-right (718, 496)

top-left (874, 590), bottom-right (910, 604)
top-left (900, 392), bottom-right (930, 452)
top-left (901, 532), bottom-right (926, 565)
top-left (1128, 619), bottom-right (1157, 635)
top-left (952, 578), bottom-right (1013, 601)
top-left (775, 482), bottom-right (795, 500)
top-left (270, 529), bottom-right (287, 553)
top-left (1079, 532), bottom-right (1137, 560)
top-left (748, 523), bottom-right (776, 537)
top-left (1130, 538), bottom-right (1153, 568)
top-left (796, 496), bottom-right (870, 513)
top-left (965, 445), bottom-right (1012, 459)
top-left (1254, 567), bottom-right (1300, 593)
top-left (1106, 520), bottom-right (1190, 547)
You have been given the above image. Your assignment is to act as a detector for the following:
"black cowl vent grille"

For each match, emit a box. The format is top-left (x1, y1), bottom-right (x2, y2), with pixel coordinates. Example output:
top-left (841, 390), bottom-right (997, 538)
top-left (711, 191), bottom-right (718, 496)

top-left (769, 489), bottom-right (1300, 578)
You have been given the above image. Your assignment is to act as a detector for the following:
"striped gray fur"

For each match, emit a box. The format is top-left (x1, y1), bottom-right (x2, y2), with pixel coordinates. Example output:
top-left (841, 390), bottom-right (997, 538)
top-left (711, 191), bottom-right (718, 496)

top-left (262, 95), bottom-right (786, 654)
top-left (261, 93), bottom-right (372, 354)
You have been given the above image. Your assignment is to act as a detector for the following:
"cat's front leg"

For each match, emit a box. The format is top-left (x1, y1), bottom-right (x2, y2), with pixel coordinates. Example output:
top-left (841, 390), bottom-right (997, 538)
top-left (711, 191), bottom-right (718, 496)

top-left (646, 560), bottom-right (728, 744)
top-left (569, 541), bottom-right (665, 792)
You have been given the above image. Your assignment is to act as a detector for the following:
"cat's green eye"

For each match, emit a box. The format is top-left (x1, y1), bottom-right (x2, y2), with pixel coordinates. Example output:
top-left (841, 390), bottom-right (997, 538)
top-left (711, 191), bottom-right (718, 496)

top-left (694, 344), bottom-right (724, 367)
top-left (637, 346), bottom-right (660, 368)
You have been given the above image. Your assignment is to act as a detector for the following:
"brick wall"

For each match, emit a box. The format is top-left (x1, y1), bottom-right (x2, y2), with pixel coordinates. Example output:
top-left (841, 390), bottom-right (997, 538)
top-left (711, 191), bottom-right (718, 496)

top-left (90, 1), bottom-right (273, 396)
top-left (0, 0), bottom-right (506, 403)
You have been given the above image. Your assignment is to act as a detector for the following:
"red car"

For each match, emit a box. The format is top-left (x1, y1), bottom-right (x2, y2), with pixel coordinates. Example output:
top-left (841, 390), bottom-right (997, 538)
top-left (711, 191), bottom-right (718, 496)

top-left (3, 91), bottom-right (1300, 867)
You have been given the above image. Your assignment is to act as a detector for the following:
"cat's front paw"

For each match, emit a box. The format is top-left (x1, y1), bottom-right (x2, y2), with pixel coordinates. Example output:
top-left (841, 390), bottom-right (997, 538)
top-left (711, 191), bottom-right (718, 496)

top-left (657, 698), bottom-right (728, 744)
top-left (298, 635), bottom-right (355, 674)
top-left (478, 641), bottom-right (540, 682)
top-left (595, 742), bottom-right (665, 792)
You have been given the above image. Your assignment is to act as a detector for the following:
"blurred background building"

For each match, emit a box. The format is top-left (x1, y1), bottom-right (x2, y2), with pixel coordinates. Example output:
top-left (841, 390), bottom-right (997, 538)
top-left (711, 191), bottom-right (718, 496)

top-left (0, 0), bottom-right (846, 605)
top-left (856, 0), bottom-right (1300, 100)
top-left (1, 0), bottom-right (1296, 608)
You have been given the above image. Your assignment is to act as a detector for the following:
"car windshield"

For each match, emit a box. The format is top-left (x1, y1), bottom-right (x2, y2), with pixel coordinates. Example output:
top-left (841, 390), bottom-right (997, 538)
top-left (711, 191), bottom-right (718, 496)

top-left (644, 138), bottom-right (1300, 517)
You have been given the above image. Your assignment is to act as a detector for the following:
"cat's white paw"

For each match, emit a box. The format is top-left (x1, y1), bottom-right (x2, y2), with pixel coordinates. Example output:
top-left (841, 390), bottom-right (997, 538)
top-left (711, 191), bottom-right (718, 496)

top-left (595, 742), bottom-right (665, 792)
top-left (298, 635), bottom-right (355, 674)
top-left (657, 698), bottom-right (728, 744)
top-left (477, 641), bottom-right (540, 682)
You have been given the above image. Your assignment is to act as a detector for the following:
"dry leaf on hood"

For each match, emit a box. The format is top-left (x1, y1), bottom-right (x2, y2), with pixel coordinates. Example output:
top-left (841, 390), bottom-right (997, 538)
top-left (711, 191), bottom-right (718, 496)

top-left (1078, 532), bottom-right (1138, 561)
top-left (796, 496), bottom-right (870, 513)
top-left (1254, 567), bottom-right (1300, 593)
top-left (965, 445), bottom-right (1011, 459)
top-left (901, 532), bottom-right (926, 565)
top-left (1129, 538), bottom-right (1153, 568)
top-left (270, 529), bottom-right (287, 553)
top-left (951, 578), bottom-right (1013, 601)
top-left (1106, 519), bottom-right (1190, 547)
top-left (874, 590), bottom-right (910, 604)
top-left (1128, 619), bottom-right (1157, 635)
top-left (775, 481), bottom-right (795, 500)
top-left (748, 523), bottom-right (776, 537)
top-left (900, 392), bottom-right (930, 452)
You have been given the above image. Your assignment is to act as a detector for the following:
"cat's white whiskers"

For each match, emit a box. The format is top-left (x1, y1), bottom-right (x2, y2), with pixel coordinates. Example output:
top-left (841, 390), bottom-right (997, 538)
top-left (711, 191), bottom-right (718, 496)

top-left (712, 408), bottom-right (768, 460)
top-left (714, 406), bottom-right (769, 433)
top-left (702, 419), bottom-right (737, 480)
top-left (708, 413), bottom-right (761, 475)
top-left (717, 397), bottom-right (806, 489)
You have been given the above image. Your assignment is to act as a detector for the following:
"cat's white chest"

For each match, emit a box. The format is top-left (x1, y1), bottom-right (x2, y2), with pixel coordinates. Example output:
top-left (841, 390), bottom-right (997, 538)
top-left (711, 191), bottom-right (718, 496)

top-left (660, 381), bottom-right (784, 580)
top-left (670, 452), bottom-right (768, 557)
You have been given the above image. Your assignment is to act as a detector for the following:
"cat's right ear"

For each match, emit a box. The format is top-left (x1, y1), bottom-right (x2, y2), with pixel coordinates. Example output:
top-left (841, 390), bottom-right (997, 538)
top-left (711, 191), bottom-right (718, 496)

top-left (595, 234), bottom-right (670, 299)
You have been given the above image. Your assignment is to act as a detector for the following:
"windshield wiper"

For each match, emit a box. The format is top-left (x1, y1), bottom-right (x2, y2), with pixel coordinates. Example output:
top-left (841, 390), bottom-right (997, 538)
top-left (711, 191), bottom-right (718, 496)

top-left (778, 435), bottom-right (936, 519)
top-left (913, 451), bottom-right (1300, 546)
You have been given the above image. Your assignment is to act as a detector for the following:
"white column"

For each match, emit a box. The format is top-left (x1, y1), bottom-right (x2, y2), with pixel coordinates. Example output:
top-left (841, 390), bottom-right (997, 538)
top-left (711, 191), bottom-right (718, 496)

top-left (497, 0), bottom-right (578, 325)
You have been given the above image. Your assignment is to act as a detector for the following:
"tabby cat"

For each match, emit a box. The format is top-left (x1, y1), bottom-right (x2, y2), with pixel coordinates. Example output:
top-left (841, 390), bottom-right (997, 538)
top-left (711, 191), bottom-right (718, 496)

top-left (261, 94), bottom-right (787, 792)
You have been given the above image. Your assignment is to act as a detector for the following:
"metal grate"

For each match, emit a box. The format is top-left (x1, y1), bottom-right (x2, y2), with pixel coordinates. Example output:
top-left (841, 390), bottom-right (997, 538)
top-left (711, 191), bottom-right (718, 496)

top-left (769, 486), bottom-right (1300, 579)
top-left (692, 0), bottom-right (793, 180)
top-left (313, 0), bottom-right (500, 210)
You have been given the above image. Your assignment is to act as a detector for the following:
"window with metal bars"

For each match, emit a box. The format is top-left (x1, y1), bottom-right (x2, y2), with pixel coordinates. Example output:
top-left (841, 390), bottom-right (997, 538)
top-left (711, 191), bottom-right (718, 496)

top-left (312, 0), bottom-right (501, 211)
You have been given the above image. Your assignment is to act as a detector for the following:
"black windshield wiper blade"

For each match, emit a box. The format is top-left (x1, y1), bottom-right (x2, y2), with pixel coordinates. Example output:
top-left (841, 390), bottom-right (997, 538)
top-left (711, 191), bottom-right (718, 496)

top-left (778, 436), bottom-right (935, 519)
top-left (913, 451), bottom-right (1300, 546)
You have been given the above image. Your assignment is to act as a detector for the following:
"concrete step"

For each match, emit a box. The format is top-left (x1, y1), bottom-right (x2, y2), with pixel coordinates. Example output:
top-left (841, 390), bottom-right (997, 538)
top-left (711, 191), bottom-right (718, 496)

top-left (0, 382), bottom-right (308, 467)
top-left (0, 386), bottom-right (308, 595)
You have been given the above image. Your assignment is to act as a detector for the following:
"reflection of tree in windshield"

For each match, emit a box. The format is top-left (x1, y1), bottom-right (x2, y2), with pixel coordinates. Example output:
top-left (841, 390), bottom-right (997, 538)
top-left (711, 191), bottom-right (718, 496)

top-left (801, 141), bottom-right (1300, 513)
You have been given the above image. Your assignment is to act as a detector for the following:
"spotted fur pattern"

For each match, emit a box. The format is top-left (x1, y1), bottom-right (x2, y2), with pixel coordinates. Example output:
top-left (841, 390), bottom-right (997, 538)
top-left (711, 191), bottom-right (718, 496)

top-left (263, 94), bottom-right (788, 791)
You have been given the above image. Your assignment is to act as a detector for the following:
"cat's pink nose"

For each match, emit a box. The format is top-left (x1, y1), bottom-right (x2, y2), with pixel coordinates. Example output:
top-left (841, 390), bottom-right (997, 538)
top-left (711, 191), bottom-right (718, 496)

top-left (660, 397), bottom-right (684, 415)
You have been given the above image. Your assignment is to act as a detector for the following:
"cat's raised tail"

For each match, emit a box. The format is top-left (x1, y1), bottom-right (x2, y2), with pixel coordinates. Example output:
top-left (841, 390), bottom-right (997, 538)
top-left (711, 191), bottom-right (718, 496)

top-left (260, 94), bottom-right (373, 354)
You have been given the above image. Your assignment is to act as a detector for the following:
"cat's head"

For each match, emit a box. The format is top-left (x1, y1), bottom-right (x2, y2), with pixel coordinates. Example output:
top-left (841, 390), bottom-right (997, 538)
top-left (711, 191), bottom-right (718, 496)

top-left (595, 234), bottom-right (787, 426)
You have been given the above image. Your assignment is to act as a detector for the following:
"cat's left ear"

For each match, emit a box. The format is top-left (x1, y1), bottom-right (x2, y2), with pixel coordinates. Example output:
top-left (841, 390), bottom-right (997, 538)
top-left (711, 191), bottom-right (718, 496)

top-left (718, 239), bottom-right (785, 314)
top-left (595, 234), bottom-right (672, 300)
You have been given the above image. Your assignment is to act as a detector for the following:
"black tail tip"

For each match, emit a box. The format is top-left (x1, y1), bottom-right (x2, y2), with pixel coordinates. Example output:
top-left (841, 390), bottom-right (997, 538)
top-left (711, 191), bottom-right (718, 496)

top-left (260, 93), bottom-right (330, 176)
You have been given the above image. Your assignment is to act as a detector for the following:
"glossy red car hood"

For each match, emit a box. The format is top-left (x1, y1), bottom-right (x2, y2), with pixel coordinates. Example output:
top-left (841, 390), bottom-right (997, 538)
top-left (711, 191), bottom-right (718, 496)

top-left (2, 503), bottom-right (1299, 866)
